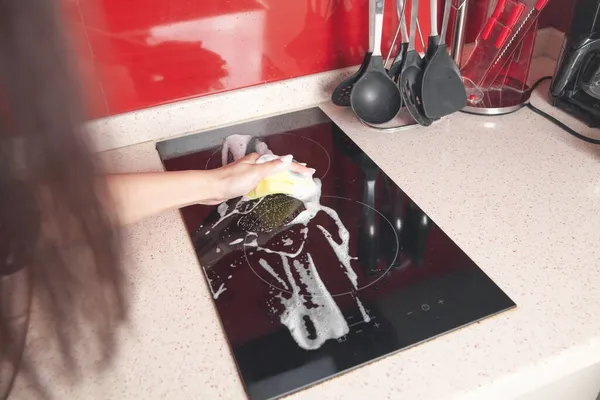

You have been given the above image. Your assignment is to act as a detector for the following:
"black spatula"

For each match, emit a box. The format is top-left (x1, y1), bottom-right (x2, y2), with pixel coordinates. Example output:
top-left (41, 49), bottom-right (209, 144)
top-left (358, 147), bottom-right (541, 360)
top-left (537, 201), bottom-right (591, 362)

top-left (399, 0), bottom-right (433, 126)
top-left (421, 0), bottom-right (467, 118)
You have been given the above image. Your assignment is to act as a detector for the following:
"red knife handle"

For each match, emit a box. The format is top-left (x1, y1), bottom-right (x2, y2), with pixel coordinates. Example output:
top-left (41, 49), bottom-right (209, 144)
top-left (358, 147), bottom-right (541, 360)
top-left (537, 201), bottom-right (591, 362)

top-left (481, 17), bottom-right (497, 40)
top-left (506, 3), bottom-right (525, 28)
top-left (492, 0), bottom-right (508, 18)
top-left (481, 0), bottom-right (508, 40)
top-left (495, 27), bottom-right (511, 48)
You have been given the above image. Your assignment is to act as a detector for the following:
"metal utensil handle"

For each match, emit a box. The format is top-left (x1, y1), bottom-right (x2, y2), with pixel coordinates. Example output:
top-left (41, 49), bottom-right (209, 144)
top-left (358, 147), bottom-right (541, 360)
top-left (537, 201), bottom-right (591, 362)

top-left (430, 0), bottom-right (438, 36)
top-left (450, 0), bottom-right (468, 64)
top-left (385, 0), bottom-right (409, 66)
top-left (385, 22), bottom-right (402, 67)
top-left (372, 0), bottom-right (385, 56)
top-left (440, 0), bottom-right (453, 44)
top-left (416, 17), bottom-right (426, 49)
top-left (398, 0), bottom-right (409, 42)
top-left (408, 0), bottom-right (419, 51)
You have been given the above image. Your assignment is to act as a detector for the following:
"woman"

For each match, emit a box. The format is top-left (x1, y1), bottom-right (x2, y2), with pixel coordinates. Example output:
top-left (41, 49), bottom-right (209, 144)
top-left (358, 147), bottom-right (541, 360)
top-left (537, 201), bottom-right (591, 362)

top-left (0, 0), bottom-right (309, 398)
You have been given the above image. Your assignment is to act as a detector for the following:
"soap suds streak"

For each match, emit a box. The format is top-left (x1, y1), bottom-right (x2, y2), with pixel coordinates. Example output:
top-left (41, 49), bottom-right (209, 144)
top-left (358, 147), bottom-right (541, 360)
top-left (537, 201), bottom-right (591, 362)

top-left (244, 227), bottom-right (308, 258)
top-left (355, 297), bottom-right (371, 323)
top-left (213, 283), bottom-right (227, 299)
top-left (287, 180), bottom-right (358, 288)
top-left (277, 254), bottom-right (349, 350)
top-left (317, 223), bottom-right (358, 289)
top-left (212, 197), bottom-right (265, 228)
top-left (201, 266), bottom-right (227, 300)
top-left (221, 134), bottom-right (272, 166)
top-left (258, 258), bottom-right (289, 290)
top-left (221, 134), bottom-right (251, 166)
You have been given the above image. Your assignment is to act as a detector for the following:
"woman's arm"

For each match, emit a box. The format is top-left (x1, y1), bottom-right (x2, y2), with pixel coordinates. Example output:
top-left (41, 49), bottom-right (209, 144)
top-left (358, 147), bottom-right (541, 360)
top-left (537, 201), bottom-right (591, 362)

top-left (105, 153), bottom-right (313, 225)
top-left (105, 170), bottom-right (222, 225)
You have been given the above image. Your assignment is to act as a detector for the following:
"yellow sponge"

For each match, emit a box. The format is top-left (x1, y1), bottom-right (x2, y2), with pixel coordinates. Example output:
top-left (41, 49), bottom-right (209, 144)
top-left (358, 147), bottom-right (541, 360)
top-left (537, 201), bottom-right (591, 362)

top-left (245, 155), bottom-right (317, 200)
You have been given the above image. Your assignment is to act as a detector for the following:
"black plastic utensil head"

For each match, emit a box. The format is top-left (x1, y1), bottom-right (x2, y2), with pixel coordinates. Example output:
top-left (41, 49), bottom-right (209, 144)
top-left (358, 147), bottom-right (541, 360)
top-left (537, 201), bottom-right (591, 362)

top-left (421, 47), bottom-right (467, 119)
top-left (331, 52), bottom-right (373, 107)
top-left (399, 50), bottom-right (433, 126)
top-left (351, 55), bottom-right (402, 125)
top-left (388, 42), bottom-right (409, 83)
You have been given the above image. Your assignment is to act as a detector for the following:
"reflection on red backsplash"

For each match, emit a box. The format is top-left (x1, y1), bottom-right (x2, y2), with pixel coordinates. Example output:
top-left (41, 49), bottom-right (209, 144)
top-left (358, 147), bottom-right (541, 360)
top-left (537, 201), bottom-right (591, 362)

top-left (61, 0), bottom-right (432, 118)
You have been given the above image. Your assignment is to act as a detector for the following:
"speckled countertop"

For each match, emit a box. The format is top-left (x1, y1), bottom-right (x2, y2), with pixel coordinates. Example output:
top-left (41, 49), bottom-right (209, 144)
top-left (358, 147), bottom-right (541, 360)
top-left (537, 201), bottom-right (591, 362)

top-left (13, 55), bottom-right (600, 399)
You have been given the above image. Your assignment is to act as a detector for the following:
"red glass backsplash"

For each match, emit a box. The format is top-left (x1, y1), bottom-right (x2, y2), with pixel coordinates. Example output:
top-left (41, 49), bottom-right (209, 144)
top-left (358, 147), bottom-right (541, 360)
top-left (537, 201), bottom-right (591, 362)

top-left (63, 0), bottom-right (433, 118)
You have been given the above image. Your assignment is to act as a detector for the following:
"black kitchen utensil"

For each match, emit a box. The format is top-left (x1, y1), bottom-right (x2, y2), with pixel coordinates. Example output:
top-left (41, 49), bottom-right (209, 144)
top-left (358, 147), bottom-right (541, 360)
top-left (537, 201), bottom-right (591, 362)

top-left (387, 0), bottom-right (409, 82)
top-left (421, 0), bottom-right (467, 118)
top-left (399, 0), bottom-right (433, 126)
top-left (424, 0), bottom-right (441, 59)
top-left (350, 0), bottom-right (402, 125)
top-left (331, 52), bottom-right (373, 107)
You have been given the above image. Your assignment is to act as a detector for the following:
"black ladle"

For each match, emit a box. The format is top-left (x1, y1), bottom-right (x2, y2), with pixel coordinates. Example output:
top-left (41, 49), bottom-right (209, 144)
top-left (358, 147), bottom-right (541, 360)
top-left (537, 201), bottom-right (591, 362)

top-left (399, 0), bottom-right (433, 126)
top-left (351, 0), bottom-right (402, 125)
top-left (421, 0), bottom-right (467, 118)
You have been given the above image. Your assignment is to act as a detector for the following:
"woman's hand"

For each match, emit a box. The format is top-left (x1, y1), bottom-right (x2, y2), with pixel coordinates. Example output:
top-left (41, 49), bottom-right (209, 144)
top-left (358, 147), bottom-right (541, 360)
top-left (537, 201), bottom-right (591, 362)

top-left (209, 153), bottom-right (314, 204)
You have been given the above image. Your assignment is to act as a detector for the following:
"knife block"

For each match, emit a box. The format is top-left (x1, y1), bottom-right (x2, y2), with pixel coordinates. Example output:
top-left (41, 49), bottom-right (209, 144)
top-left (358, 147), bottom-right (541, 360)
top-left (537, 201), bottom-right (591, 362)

top-left (460, 0), bottom-right (547, 115)
top-left (463, 19), bottom-right (538, 114)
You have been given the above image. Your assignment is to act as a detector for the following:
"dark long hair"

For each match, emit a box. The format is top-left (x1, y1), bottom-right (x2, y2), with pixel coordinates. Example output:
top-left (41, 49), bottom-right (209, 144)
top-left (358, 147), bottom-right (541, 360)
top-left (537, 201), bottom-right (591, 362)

top-left (0, 0), bottom-right (127, 398)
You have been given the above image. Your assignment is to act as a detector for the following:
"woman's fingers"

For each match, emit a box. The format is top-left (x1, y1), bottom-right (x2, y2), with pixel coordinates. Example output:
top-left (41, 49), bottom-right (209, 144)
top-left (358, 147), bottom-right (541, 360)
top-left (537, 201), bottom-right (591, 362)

top-left (238, 153), bottom-right (316, 177)
top-left (239, 152), bottom-right (261, 164)
top-left (289, 162), bottom-right (315, 176)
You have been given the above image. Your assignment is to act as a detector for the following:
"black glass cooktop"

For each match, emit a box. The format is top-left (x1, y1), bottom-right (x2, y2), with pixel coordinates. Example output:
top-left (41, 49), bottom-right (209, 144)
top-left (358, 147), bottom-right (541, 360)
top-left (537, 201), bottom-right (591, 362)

top-left (156, 108), bottom-right (515, 400)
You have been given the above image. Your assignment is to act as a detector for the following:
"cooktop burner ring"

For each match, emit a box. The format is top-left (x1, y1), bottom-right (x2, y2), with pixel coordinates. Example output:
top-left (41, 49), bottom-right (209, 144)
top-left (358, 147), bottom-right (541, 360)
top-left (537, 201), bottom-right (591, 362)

top-left (203, 132), bottom-right (331, 181)
top-left (241, 195), bottom-right (399, 297)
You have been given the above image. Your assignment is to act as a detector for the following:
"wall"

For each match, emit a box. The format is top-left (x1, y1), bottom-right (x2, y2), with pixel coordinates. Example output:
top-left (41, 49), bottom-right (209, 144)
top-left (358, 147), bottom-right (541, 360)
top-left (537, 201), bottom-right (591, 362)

top-left (63, 0), bottom-right (433, 119)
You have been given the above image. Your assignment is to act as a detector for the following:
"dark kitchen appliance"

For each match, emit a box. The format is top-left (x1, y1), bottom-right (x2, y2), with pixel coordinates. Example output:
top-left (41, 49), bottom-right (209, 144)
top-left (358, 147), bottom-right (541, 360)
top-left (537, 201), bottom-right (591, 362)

top-left (549, 0), bottom-right (600, 127)
top-left (156, 108), bottom-right (516, 400)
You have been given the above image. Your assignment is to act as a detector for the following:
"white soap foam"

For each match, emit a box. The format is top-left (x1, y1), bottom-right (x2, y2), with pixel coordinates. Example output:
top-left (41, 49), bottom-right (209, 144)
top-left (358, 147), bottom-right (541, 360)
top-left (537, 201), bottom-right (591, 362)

top-left (221, 134), bottom-right (252, 166)
top-left (201, 266), bottom-right (226, 300)
top-left (355, 297), bottom-right (371, 323)
top-left (217, 202), bottom-right (229, 217)
top-left (244, 227), bottom-right (308, 258)
top-left (316, 223), bottom-right (358, 289)
top-left (258, 258), bottom-right (289, 290)
top-left (255, 140), bottom-right (274, 156)
top-left (277, 253), bottom-right (348, 350)
top-left (282, 238), bottom-right (294, 246)
top-left (212, 197), bottom-right (265, 228)
top-left (287, 180), bottom-right (358, 289)
top-left (213, 283), bottom-right (227, 299)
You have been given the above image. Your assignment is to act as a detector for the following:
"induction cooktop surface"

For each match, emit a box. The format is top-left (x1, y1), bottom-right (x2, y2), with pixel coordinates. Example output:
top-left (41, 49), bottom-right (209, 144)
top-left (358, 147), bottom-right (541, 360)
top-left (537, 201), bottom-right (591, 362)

top-left (156, 108), bottom-right (516, 400)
